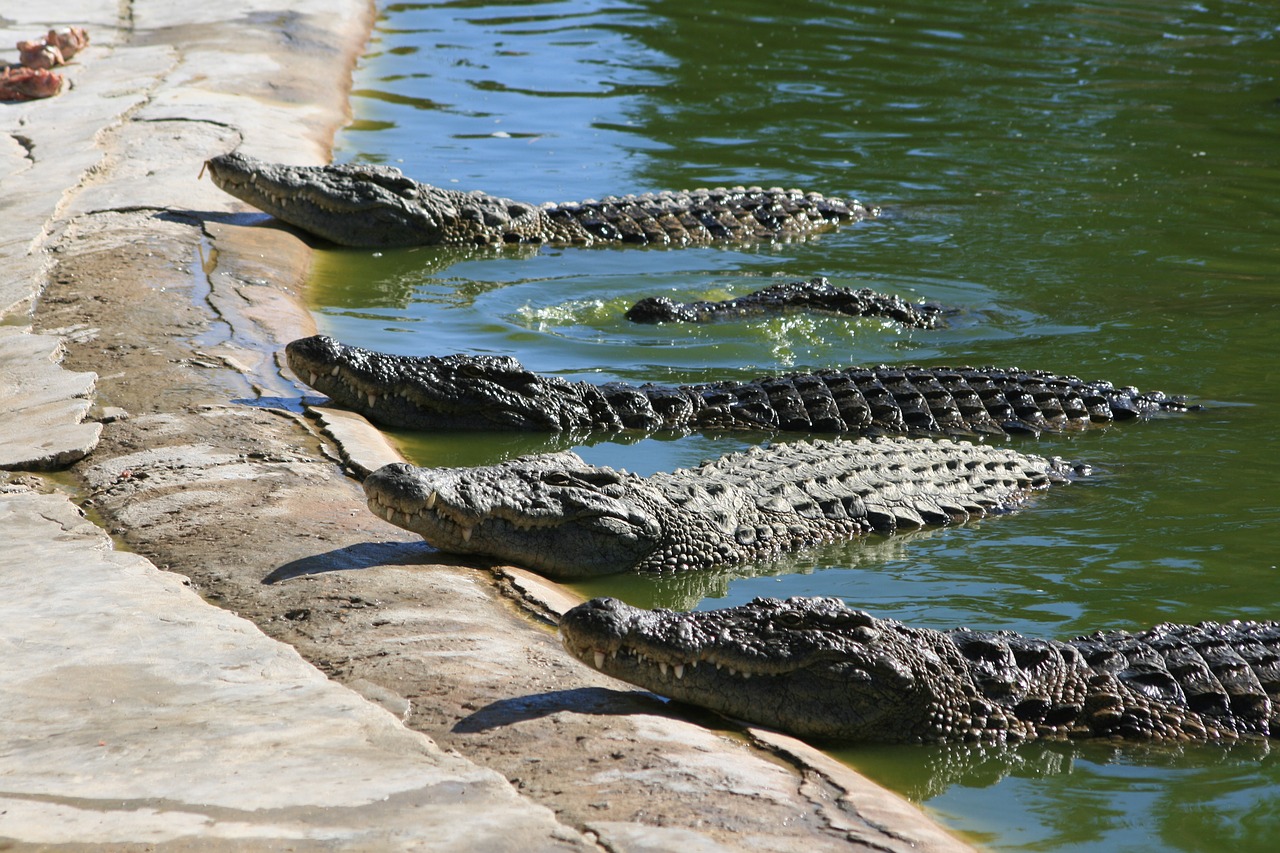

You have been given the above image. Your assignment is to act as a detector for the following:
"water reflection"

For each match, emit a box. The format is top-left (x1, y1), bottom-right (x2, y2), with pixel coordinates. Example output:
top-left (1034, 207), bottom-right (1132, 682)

top-left (847, 739), bottom-right (1280, 849)
top-left (569, 527), bottom-right (942, 610)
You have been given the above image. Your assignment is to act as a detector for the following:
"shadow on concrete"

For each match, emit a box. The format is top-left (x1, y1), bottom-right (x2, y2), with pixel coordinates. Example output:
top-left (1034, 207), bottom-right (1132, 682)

top-left (157, 209), bottom-right (284, 230)
top-left (452, 686), bottom-right (675, 733)
top-left (263, 540), bottom-right (454, 583)
top-left (162, 208), bottom-right (345, 250)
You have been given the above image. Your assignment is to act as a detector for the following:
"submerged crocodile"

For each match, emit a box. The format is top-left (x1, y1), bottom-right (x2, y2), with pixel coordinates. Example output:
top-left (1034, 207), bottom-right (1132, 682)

top-left (560, 596), bottom-right (1280, 743)
top-left (287, 334), bottom-right (1195, 439)
top-left (626, 277), bottom-right (948, 327)
top-left (362, 437), bottom-right (1079, 577)
top-left (203, 152), bottom-right (876, 248)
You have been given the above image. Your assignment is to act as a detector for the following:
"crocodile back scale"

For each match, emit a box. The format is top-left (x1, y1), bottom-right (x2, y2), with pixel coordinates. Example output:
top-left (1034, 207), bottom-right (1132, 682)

top-left (625, 277), bottom-right (949, 327)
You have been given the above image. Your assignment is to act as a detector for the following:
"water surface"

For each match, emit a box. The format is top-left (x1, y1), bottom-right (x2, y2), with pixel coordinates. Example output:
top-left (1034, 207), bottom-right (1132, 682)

top-left (308, 1), bottom-right (1280, 848)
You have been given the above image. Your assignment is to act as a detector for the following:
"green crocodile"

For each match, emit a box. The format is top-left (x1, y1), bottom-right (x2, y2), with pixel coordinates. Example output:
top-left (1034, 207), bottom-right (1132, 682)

top-left (362, 437), bottom-right (1080, 577)
top-left (560, 596), bottom-right (1280, 744)
top-left (286, 334), bottom-right (1196, 439)
top-left (204, 152), bottom-right (876, 247)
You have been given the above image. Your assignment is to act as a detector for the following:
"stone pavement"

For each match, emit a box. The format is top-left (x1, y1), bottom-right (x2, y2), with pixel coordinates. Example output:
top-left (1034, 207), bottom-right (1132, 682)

top-left (0, 486), bottom-right (586, 849)
top-left (0, 3), bottom-right (974, 851)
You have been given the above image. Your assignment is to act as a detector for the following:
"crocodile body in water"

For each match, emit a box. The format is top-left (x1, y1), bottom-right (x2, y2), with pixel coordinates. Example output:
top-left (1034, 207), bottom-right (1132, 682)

top-left (560, 596), bottom-right (1280, 743)
top-left (626, 277), bottom-right (948, 327)
top-left (287, 334), bottom-right (1196, 439)
top-left (203, 152), bottom-right (876, 248)
top-left (362, 437), bottom-right (1079, 577)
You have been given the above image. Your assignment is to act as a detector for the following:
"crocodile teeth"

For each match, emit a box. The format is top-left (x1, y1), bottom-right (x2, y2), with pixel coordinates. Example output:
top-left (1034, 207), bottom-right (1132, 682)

top-left (368, 392), bottom-right (379, 407)
top-left (461, 525), bottom-right (473, 543)
top-left (308, 371), bottom-right (317, 385)
top-left (673, 664), bottom-right (685, 680)
top-left (594, 650), bottom-right (605, 669)
top-left (425, 490), bottom-right (438, 510)
top-left (659, 662), bottom-right (669, 677)
top-left (331, 365), bottom-right (340, 376)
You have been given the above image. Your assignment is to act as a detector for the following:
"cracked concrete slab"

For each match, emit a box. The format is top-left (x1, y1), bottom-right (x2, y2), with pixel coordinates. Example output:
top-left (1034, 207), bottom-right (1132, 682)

top-left (0, 327), bottom-right (102, 470)
top-left (0, 484), bottom-right (589, 850)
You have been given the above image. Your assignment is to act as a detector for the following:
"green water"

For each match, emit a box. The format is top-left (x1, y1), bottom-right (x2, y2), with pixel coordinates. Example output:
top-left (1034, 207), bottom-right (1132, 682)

top-left (309, 1), bottom-right (1280, 848)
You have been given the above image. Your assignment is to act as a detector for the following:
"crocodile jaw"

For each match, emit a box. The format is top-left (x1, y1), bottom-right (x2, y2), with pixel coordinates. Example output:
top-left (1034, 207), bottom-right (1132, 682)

top-left (285, 335), bottom-right (592, 431)
top-left (204, 152), bottom-right (440, 247)
top-left (362, 460), bottom-right (663, 578)
top-left (559, 597), bottom-right (916, 741)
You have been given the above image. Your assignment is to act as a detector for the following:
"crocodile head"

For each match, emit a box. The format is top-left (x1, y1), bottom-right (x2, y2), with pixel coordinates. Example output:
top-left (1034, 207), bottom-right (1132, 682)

top-left (204, 152), bottom-right (545, 247)
top-left (204, 152), bottom-right (446, 246)
top-left (363, 456), bottom-right (664, 578)
top-left (560, 596), bottom-right (952, 742)
top-left (286, 335), bottom-right (598, 431)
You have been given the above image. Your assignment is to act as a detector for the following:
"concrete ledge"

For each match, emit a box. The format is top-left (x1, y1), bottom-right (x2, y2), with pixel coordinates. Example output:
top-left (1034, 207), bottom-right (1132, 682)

top-left (310, 404), bottom-right (405, 478)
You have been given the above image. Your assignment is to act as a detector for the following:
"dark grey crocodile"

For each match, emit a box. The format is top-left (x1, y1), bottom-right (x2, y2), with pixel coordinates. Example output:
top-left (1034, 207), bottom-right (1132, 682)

top-left (286, 334), bottom-right (1196, 439)
top-left (362, 437), bottom-right (1078, 577)
top-left (203, 152), bottom-right (876, 248)
top-left (626, 277), bottom-right (948, 328)
top-left (560, 596), bottom-right (1280, 743)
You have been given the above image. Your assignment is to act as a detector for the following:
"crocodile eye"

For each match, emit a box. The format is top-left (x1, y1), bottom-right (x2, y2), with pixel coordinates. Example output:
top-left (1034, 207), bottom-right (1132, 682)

top-left (773, 612), bottom-right (804, 629)
top-left (831, 608), bottom-right (877, 629)
top-left (543, 469), bottom-right (625, 490)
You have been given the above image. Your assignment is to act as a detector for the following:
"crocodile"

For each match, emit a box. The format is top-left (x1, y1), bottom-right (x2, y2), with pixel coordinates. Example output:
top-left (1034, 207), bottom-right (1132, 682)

top-left (286, 334), bottom-right (1196, 439)
top-left (361, 437), bottom-right (1079, 577)
top-left (626, 277), bottom-right (948, 328)
top-left (203, 152), bottom-right (876, 248)
top-left (559, 596), bottom-right (1280, 743)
